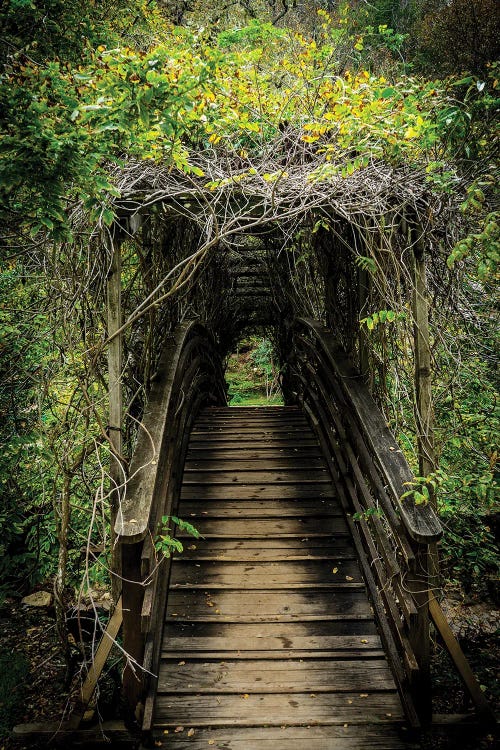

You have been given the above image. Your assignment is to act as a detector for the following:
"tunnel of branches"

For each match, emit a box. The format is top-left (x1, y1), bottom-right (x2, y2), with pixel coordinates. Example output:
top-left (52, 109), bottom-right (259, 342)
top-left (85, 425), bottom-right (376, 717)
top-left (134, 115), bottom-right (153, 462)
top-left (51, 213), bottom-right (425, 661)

top-left (106, 195), bottom-right (448, 452)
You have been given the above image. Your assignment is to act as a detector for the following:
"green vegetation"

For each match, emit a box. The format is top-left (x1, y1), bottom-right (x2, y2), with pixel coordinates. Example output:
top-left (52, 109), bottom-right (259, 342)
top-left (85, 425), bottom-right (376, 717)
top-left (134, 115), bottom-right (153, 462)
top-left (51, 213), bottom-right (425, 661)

top-left (0, 0), bottom-right (498, 646)
top-left (226, 337), bottom-right (283, 406)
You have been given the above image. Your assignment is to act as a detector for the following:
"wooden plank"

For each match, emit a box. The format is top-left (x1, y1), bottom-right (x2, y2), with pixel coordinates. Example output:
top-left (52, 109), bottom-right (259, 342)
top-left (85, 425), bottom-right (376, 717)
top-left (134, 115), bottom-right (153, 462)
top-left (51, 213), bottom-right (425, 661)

top-left (153, 691), bottom-right (404, 726)
top-left (191, 428), bottom-right (309, 437)
top-left (429, 594), bottom-right (497, 724)
top-left (184, 458), bottom-right (326, 470)
top-left (150, 725), bottom-right (413, 749)
top-left (157, 659), bottom-right (397, 694)
top-left (166, 589), bottom-right (372, 620)
top-left (180, 485), bottom-right (337, 500)
top-left (170, 559), bottom-right (363, 588)
top-left (175, 536), bottom-right (356, 561)
top-left (79, 596), bottom-right (123, 708)
top-left (186, 448), bottom-right (323, 460)
top-left (175, 516), bottom-right (348, 537)
top-left (187, 441), bottom-right (319, 451)
top-left (181, 470), bottom-right (331, 484)
top-left (178, 498), bottom-right (343, 518)
top-left (12, 721), bottom-right (133, 746)
top-left (163, 620), bottom-right (379, 641)
top-left (161, 650), bottom-right (386, 661)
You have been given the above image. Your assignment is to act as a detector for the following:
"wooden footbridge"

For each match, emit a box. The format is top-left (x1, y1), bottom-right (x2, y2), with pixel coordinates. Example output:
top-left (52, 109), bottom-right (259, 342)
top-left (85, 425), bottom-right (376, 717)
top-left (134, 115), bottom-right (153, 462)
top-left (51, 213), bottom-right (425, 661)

top-left (114, 318), bottom-right (445, 748)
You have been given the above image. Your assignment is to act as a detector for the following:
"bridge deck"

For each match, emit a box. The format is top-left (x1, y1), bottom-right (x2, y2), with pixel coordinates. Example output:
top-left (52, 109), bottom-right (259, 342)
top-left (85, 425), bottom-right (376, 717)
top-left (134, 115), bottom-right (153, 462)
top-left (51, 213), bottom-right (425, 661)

top-left (152, 406), bottom-right (414, 748)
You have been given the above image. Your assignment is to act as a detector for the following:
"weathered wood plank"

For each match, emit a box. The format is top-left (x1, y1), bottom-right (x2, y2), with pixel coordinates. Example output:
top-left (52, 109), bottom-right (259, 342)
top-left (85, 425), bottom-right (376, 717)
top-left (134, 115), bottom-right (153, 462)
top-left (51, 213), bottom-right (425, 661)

top-left (182, 469), bottom-right (330, 484)
top-left (180, 485), bottom-right (337, 500)
top-left (178, 498), bottom-right (343, 518)
top-left (166, 589), bottom-right (372, 620)
top-left (184, 457), bottom-right (325, 470)
top-left (151, 725), bottom-right (414, 749)
top-left (175, 536), bottom-right (356, 561)
top-left (157, 658), bottom-right (397, 694)
top-left (170, 559), bottom-right (363, 588)
top-left (162, 620), bottom-right (379, 641)
top-left (186, 447), bottom-right (323, 460)
top-left (175, 516), bottom-right (348, 536)
top-left (154, 691), bottom-right (404, 726)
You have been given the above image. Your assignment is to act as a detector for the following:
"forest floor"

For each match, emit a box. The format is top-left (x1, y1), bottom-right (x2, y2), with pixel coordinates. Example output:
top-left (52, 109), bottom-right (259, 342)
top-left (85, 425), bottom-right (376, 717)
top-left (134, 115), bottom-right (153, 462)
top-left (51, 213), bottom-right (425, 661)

top-left (1, 583), bottom-right (498, 749)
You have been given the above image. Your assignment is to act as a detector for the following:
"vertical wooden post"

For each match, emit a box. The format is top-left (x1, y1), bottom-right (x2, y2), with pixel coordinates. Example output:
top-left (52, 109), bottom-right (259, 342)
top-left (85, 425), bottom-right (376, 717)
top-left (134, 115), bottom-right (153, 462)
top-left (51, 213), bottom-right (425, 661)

top-left (407, 543), bottom-right (432, 724)
top-left (408, 216), bottom-right (438, 723)
top-left (411, 226), bottom-right (436, 482)
top-left (358, 262), bottom-right (370, 385)
top-left (121, 542), bottom-right (145, 715)
top-left (107, 235), bottom-right (123, 602)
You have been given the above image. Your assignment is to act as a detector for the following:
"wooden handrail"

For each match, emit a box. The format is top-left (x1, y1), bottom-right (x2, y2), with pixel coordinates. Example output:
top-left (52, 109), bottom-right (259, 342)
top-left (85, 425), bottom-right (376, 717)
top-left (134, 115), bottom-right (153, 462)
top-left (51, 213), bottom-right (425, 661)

top-left (115, 320), bottom-right (226, 713)
top-left (297, 318), bottom-right (442, 544)
top-left (115, 321), bottom-right (225, 543)
top-left (288, 317), bottom-right (444, 724)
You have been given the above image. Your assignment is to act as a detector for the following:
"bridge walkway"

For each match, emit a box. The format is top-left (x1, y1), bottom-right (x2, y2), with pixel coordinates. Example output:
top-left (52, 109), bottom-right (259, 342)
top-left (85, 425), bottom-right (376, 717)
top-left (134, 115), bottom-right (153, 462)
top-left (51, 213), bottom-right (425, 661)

top-left (151, 406), bottom-right (414, 748)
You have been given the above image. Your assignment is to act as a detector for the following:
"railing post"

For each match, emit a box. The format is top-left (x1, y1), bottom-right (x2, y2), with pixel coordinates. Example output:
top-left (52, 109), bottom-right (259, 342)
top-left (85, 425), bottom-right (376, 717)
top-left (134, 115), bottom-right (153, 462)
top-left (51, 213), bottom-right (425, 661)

top-left (107, 232), bottom-right (123, 602)
top-left (407, 541), bottom-right (432, 724)
top-left (121, 541), bottom-right (145, 716)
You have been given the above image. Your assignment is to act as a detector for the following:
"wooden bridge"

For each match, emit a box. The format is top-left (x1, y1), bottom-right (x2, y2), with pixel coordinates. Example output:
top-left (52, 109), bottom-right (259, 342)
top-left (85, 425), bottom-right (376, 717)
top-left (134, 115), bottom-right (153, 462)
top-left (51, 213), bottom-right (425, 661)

top-left (115, 318), bottom-right (444, 748)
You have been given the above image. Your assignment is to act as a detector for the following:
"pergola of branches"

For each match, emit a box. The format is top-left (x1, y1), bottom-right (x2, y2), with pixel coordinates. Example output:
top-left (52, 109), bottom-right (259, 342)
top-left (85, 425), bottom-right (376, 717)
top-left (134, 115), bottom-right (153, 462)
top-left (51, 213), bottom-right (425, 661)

top-left (42, 126), bottom-right (469, 660)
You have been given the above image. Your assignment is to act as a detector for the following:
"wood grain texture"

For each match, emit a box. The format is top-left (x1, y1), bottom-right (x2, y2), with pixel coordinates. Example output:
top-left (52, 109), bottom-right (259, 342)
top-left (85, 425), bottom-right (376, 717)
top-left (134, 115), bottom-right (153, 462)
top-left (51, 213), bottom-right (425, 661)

top-left (150, 406), bottom-right (407, 744)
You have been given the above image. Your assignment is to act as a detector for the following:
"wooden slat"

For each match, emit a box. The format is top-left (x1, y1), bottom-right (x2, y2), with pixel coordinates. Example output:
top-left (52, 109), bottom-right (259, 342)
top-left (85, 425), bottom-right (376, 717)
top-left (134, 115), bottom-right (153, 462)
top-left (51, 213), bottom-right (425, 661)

top-left (180, 485), bottom-right (337, 500)
top-left (157, 659), bottom-right (397, 694)
top-left (187, 448), bottom-right (323, 459)
top-left (150, 725), bottom-right (414, 749)
top-left (163, 619), bottom-right (379, 641)
top-left (182, 469), bottom-right (330, 484)
top-left (185, 458), bottom-right (325, 470)
top-left (154, 691), bottom-right (404, 726)
top-left (177, 537), bottom-right (356, 561)
top-left (178, 498), bottom-right (343, 518)
top-left (170, 559), bottom-right (363, 588)
top-left (175, 516), bottom-right (348, 536)
top-left (166, 589), bottom-right (372, 620)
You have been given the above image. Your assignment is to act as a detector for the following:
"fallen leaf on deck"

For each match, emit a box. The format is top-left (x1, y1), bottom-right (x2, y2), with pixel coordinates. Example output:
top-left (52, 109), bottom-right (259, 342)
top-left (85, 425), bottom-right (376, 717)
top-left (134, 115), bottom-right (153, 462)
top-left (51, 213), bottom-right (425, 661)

top-left (187, 728), bottom-right (195, 737)
top-left (332, 567), bottom-right (338, 574)
top-left (174, 726), bottom-right (184, 733)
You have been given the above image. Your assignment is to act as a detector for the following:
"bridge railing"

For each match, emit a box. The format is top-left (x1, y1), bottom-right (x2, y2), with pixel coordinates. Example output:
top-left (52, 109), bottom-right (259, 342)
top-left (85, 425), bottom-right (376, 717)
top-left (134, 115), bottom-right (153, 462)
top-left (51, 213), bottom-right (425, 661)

top-left (288, 317), bottom-right (442, 726)
top-left (114, 321), bottom-right (226, 720)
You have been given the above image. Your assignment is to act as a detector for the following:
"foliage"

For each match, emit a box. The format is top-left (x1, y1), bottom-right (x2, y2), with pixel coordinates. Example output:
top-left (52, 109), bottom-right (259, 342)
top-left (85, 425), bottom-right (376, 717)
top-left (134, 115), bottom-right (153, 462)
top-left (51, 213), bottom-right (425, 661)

top-left (226, 337), bottom-right (282, 404)
top-left (0, 651), bottom-right (29, 737)
top-left (0, 0), bottom-right (498, 633)
top-left (155, 515), bottom-right (200, 559)
top-left (415, 0), bottom-right (500, 76)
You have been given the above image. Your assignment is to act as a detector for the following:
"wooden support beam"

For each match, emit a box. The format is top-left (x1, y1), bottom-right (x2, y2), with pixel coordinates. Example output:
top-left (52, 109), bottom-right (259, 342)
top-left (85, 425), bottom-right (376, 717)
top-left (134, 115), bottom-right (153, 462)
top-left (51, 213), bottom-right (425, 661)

top-left (122, 542), bottom-right (145, 715)
top-left (107, 236), bottom-right (123, 601)
top-left (79, 596), bottom-right (123, 709)
top-left (430, 595), bottom-right (497, 725)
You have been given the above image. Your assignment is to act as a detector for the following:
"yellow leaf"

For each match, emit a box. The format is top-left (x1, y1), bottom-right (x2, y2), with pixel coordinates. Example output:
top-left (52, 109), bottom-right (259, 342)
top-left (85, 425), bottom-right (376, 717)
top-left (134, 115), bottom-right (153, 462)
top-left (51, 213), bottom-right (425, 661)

top-left (404, 126), bottom-right (419, 139)
top-left (332, 567), bottom-right (338, 574)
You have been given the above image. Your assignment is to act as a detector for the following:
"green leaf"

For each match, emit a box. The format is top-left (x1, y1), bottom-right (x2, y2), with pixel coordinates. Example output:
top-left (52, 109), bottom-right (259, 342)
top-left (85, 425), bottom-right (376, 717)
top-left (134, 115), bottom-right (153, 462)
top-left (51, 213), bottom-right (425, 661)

top-left (102, 208), bottom-right (115, 226)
